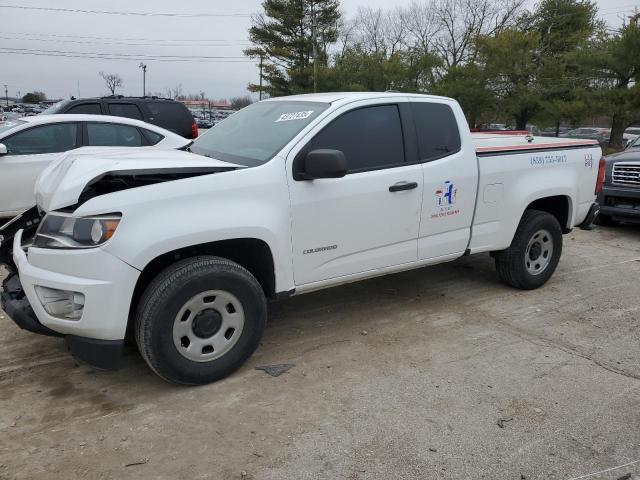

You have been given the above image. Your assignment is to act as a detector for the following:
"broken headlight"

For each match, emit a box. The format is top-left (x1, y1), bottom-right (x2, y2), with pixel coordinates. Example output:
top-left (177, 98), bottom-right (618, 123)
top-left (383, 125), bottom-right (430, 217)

top-left (33, 213), bottom-right (121, 249)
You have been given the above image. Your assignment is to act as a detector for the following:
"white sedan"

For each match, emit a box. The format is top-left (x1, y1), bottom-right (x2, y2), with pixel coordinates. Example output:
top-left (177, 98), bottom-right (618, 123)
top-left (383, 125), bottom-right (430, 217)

top-left (0, 114), bottom-right (190, 219)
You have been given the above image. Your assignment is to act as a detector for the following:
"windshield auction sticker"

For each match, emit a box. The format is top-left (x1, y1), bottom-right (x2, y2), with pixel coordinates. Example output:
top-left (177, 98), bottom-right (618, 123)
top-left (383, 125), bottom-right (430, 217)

top-left (275, 111), bottom-right (314, 122)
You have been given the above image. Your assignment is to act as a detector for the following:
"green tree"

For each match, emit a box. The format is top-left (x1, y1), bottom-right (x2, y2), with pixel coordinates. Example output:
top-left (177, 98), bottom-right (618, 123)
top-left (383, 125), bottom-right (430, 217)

top-left (433, 64), bottom-right (495, 127)
top-left (581, 23), bottom-right (640, 149)
top-left (330, 47), bottom-right (440, 93)
top-left (525, 0), bottom-right (599, 134)
top-left (478, 29), bottom-right (542, 129)
top-left (245, 0), bottom-right (340, 96)
top-left (22, 91), bottom-right (46, 103)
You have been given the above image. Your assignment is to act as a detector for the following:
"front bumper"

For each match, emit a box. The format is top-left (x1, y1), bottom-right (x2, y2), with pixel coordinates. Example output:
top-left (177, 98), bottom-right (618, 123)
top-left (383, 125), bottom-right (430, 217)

top-left (2, 229), bottom-right (141, 368)
top-left (598, 184), bottom-right (640, 222)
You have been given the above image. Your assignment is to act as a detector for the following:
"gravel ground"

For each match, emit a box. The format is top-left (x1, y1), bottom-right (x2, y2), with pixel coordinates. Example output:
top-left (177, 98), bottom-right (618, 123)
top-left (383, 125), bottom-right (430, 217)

top-left (1, 225), bottom-right (639, 480)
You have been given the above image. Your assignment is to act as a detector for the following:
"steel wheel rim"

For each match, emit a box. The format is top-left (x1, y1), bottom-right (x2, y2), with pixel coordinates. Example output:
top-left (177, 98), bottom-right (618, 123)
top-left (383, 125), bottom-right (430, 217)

top-left (172, 290), bottom-right (245, 362)
top-left (525, 229), bottom-right (553, 276)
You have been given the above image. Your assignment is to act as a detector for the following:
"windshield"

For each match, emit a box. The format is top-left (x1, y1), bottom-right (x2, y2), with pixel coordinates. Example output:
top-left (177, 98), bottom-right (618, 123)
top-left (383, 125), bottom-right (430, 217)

top-left (190, 100), bottom-right (329, 166)
top-left (0, 119), bottom-right (26, 135)
top-left (42, 100), bottom-right (71, 115)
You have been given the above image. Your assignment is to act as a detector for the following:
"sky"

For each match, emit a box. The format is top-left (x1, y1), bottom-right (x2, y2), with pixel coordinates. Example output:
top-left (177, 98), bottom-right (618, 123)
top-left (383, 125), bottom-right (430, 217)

top-left (0, 0), bottom-right (637, 101)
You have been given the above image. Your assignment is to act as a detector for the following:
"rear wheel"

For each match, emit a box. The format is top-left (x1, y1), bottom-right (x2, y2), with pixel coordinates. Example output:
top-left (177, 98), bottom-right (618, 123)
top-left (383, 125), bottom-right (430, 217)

top-left (495, 210), bottom-right (563, 290)
top-left (135, 256), bottom-right (266, 385)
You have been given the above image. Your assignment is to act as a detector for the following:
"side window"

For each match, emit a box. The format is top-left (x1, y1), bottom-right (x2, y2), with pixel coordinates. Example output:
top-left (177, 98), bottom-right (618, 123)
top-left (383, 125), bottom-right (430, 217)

top-left (66, 103), bottom-right (102, 115)
top-left (107, 103), bottom-right (143, 120)
top-left (142, 129), bottom-right (164, 145)
top-left (4, 123), bottom-right (78, 155)
top-left (86, 123), bottom-right (144, 147)
top-left (411, 102), bottom-right (461, 162)
top-left (310, 105), bottom-right (405, 172)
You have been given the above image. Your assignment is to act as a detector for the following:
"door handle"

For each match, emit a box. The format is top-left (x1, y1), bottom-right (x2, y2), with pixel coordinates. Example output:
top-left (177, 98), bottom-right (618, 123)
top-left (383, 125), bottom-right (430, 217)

top-left (389, 181), bottom-right (418, 192)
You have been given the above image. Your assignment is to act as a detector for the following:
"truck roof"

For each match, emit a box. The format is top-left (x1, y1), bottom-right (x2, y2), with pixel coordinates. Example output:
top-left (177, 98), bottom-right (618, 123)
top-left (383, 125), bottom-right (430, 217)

top-left (264, 92), bottom-right (454, 105)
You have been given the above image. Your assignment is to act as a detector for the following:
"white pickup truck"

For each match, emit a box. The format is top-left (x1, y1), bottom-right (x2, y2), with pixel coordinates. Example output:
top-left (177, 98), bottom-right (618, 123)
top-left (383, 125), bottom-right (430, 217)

top-left (1, 92), bottom-right (603, 385)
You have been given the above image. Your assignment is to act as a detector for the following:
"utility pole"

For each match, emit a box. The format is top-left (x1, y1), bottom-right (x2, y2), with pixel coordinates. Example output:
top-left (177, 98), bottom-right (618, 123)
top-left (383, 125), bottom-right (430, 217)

top-left (311, 2), bottom-right (318, 93)
top-left (259, 54), bottom-right (264, 101)
top-left (4, 84), bottom-right (8, 107)
top-left (139, 63), bottom-right (147, 97)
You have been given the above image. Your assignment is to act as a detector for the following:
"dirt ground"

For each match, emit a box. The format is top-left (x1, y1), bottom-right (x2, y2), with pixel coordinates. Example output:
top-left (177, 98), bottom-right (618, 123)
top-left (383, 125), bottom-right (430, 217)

top-left (1, 225), bottom-right (639, 480)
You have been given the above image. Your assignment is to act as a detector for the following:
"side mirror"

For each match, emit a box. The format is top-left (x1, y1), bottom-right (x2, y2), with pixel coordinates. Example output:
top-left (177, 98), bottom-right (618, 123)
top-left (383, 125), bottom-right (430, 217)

top-left (0, 143), bottom-right (6, 156)
top-left (302, 149), bottom-right (347, 180)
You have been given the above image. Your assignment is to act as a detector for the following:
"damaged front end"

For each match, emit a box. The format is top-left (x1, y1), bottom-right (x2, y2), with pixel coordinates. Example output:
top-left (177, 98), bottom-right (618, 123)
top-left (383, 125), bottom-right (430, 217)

top-left (1, 209), bottom-right (62, 337)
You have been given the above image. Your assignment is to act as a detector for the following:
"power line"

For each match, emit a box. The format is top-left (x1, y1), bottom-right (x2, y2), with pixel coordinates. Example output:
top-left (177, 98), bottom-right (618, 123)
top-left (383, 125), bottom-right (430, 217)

top-left (0, 4), bottom-right (251, 17)
top-left (0, 35), bottom-right (249, 48)
top-left (0, 48), bottom-right (254, 63)
top-left (0, 46), bottom-right (248, 60)
top-left (0, 31), bottom-right (250, 43)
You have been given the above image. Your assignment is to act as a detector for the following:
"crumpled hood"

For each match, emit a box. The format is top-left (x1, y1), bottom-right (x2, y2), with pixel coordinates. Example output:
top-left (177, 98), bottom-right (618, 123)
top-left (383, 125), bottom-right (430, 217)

top-left (36, 148), bottom-right (241, 212)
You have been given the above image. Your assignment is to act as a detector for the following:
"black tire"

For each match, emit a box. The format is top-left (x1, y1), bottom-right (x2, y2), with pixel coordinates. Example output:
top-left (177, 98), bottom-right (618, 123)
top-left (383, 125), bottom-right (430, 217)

top-left (595, 214), bottom-right (620, 227)
top-left (135, 256), bottom-right (267, 385)
top-left (495, 210), bottom-right (563, 290)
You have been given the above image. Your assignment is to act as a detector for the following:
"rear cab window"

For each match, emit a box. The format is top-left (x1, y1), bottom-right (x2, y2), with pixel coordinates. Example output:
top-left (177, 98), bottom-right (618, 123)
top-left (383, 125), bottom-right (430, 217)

top-left (410, 102), bottom-right (461, 162)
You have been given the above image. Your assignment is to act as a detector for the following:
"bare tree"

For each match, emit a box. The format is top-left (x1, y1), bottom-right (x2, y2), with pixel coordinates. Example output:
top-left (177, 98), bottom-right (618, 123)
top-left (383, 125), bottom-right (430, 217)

top-left (99, 71), bottom-right (123, 95)
top-left (229, 95), bottom-right (254, 110)
top-left (432, 0), bottom-right (525, 68)
top-left (165, 84), bottom-right (183, 100)
top-left (404, 1), bottom-right (441, 53)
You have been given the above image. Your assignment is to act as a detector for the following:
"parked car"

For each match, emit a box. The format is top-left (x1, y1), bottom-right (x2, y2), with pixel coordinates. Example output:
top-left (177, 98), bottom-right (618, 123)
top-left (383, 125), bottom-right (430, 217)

top-left (1, 92), bottom-right (602, 384)
top-left (42, 96), bottom-right (198, 139)
top-left (564, 127), bottom-right (610, 143)
top-left (0, 114), bottom-right (190, 220)
top-left (596, 136), bottom-right (640, 225)
top-left (196, 118), bottom-right (213, 129)
top-left (539, 126), bottom-right (572, 137)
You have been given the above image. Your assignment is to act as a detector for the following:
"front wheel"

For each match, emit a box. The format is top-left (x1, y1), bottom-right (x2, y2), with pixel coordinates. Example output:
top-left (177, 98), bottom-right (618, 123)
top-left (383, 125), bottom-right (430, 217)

top-left (495, 210), bottom-right (563, 290)
top-left (135, 256), bottom-right (267, 385)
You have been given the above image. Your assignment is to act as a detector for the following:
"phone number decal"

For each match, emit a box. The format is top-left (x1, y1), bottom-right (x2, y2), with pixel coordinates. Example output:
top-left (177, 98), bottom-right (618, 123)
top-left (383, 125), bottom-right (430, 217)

top-left (530, 154), bottom-right (567, 167)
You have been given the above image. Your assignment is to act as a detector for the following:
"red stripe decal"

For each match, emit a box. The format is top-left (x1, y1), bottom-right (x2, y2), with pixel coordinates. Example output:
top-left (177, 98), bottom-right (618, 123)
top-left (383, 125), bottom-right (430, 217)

top-left (476, 141), bottom-right (599, 153)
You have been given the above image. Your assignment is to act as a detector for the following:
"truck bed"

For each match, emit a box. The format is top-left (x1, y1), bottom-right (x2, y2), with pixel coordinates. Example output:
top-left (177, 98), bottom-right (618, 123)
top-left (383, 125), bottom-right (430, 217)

top-left (472, 132), bottom-right (598, 154)
top-left (468, 132), bottom-right (601, 254)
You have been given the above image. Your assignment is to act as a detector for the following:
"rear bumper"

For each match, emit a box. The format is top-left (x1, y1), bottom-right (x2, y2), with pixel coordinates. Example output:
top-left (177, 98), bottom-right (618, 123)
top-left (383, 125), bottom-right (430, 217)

top-left (598, 184), bottom-right (640, 222)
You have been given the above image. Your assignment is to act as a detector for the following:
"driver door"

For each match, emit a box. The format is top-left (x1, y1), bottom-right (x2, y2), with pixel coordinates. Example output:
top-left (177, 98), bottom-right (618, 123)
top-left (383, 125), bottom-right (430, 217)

top-left (287, 100), bottom-right (423, 286)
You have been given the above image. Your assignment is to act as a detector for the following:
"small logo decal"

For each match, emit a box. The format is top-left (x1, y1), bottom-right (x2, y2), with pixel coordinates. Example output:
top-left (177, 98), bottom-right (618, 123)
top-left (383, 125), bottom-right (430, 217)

top-left (432, 181), bottom-right (460, 219)
top-left (435, 181), bottom-right (457, 206)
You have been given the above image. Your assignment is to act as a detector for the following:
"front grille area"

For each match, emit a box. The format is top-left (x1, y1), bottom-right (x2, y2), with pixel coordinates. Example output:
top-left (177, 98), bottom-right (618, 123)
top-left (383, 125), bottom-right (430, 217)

top-left (612, 163), bottom-right (640, 186)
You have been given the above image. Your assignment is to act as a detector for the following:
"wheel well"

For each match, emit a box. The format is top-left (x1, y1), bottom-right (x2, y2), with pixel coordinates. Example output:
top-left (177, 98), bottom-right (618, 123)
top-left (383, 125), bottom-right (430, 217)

top-left (526, 196), bottom-right (571, 233)
top-left (126, 239), bottom-right (276, 339)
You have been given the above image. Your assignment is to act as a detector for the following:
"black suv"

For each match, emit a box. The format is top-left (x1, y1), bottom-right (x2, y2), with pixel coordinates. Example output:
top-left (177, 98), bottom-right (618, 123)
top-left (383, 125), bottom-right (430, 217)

top-left (597, 143), bottom-right (640, 225)
top-left (42, 96), bottom-right (198, 139)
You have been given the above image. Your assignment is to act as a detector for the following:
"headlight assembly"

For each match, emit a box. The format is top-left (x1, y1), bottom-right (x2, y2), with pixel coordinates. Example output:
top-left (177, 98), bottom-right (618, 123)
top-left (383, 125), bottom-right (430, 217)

top-left (33, 213), bottom-right (121, 249)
